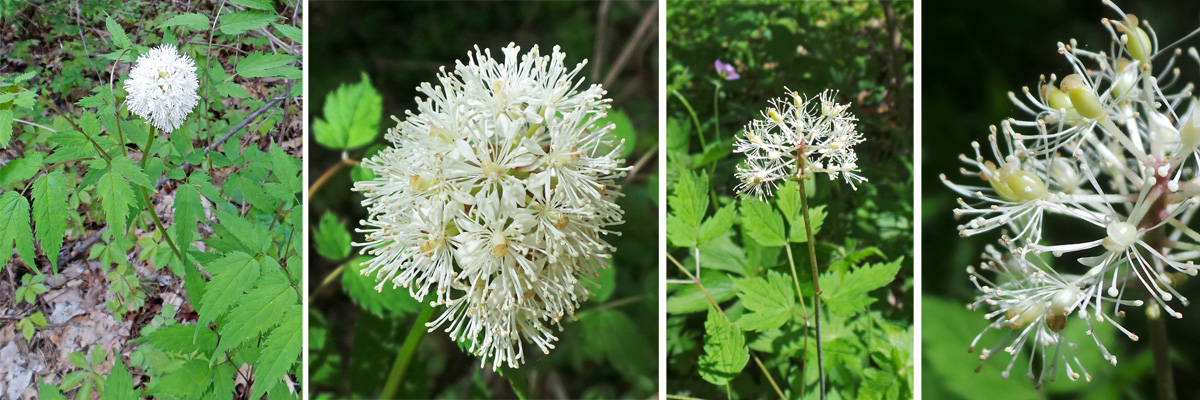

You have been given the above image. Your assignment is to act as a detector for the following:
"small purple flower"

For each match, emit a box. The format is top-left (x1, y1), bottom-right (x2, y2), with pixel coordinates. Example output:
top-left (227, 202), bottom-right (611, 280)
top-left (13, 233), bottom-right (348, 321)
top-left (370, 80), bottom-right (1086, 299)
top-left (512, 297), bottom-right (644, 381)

top-left (714, 59), bottom-right (740, 80)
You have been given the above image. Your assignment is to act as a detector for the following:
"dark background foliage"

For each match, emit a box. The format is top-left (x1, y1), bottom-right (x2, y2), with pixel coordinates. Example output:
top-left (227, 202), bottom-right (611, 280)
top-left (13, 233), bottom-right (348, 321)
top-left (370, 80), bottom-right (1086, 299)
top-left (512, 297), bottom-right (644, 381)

top-left (923, 0), bottom-right (1200, 398)
top-left (307, 1), bottom-right (659, 398)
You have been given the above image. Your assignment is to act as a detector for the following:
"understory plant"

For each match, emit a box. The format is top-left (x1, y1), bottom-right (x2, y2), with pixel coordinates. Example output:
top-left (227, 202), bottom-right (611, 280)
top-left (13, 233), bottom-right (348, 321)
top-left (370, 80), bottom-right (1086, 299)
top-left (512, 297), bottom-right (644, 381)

top-left (1, 1), bottom-right (302, 398)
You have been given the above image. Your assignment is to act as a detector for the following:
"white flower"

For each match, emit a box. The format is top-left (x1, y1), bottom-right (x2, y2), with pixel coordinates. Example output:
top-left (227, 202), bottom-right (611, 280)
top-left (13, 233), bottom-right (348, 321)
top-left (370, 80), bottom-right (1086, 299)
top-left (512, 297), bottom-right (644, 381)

top-left (733, 89), bottom-right (866, 201)
top-left (123, 44), bottom-right (200, 133)
top-left (948, 2), bottom-right (1200, 385)
top-left (354, 43), bottom-right (627, 370)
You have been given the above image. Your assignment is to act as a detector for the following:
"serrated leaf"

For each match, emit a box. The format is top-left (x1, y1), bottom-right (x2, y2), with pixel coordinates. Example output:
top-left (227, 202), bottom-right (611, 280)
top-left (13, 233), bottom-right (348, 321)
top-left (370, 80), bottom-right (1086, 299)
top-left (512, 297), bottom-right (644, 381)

top-left (741, 199), bottom-right (786, 247)
top-left (142, 323), bottom-right (218, 354)
top-left (698, 305), bottom-right (748, 385)
top-left (734, 271), bottom-right (795, 332)
top-left (272, 23), bottom-right (302, 43)
top-left (666, 214), bottom-right (696, 248)
top-left (219, 11), bottom-right (281, 35)
top-left (198, 252), bottom-right (260, 324)
top-left (158, 13), bottom-right (211, 31)
top-left (313, 213), bottom-right (351, 260)
top-left (0, 110), bottom-right (12, 147)
top-left (667, 169), bottom-right (708, 244)
top-left (236, 52), bottom-right (300, 79)
top-left (0, 152), bottom-right (42, 186)
top-left (105, 16), bottom-right (132, 49)
top-left (580, 310), bottom-right (649, 376)
top-left (698, 232), bottom-right (746, 275)
top-left (698, 202), bottom-right (735, 245)
top-left (153, 359), bottom-right (211, 398)
top-left (313, 73), bottom-right (382, 150)
top-left (104, 356), bottom-right (138, 399)
top-left (96, 167), bottom-right (134, 233)
top-left (213, 279), bottom-right (294, 357)
top-left (38, 381), bottom-right (66, 400)
top-left (343, 256), bottom-right (423, 317)
top-left (230, 0), bottom-right (275, 11)
top-left (109, 156), bottom-right (153, 188)
top-left (692, 138), bottom-right (733, 169)
top-left (32, 172), bottom-right (67, 268)
top-left (789, 204), bottom-right (826, 243)
top-left (821, 258), bottom-right (903, 317)
top-left (251, 305), bottom-right (300, 400)
top-left (0, 191), bottom-right (34, 268)
top-left (173, 184), bottom-right (203, 251)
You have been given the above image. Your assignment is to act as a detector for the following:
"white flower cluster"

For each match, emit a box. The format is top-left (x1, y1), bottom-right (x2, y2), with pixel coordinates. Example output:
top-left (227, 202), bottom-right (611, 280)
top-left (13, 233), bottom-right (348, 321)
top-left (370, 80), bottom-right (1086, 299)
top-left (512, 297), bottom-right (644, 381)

top-left (944, 2), bottom-right (1200, 386)
top-left (354, 43), bottom-right (627, 370)
top-left (733, 89), bottom-right (866, 200)
top-left (124, 44), bottom-right (199, 132)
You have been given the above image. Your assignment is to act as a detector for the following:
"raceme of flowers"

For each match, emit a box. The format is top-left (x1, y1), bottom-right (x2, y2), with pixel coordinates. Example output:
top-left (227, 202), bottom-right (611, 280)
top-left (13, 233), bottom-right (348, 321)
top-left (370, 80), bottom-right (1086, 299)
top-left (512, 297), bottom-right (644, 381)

top-left (944, 2), bottom-right (1200, 386)
top-left (354, 43), bottom-right (627, 370)
top-left (123, 44), bottom-right (200, 132)
top-left (733, 88), bottom-right (867, 200)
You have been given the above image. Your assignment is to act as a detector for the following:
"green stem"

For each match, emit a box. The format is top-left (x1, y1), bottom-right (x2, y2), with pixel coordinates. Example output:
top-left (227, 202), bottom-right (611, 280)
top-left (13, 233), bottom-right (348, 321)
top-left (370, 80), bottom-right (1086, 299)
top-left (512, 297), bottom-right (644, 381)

top-left (137, 129), bottom-right (185, 272)
top-left (1148, 305), bottom-right (1176, 400)
top-left (796, 160), bottom-right (826, 400)
top-left (783, 241), bottom-right (810, 399)
top-left (379, 305), bottom-right (436, 399)
top-left (33, 92), bottom-right (112, 162)
top-left (671, 89), bottom-right (705, 148)
top-left (713, 81), bottom-right (722, 144)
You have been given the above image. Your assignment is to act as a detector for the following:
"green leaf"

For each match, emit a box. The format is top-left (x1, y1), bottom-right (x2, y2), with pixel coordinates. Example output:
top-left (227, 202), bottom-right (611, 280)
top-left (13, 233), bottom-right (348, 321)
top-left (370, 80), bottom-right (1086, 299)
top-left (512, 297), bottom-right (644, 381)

top-left (698, 202), bottom-right (735, 245)
top-left (584, 263), bottom-right (617, 303)
top-left (96, 165), bottom-right (135, 233)
top-left (580, 310), bottom-right (650, 376)
top-left (666, 214), bottom-right (697, 248)
top-left (0, 110), bottom-right (12, 147)
top-left (142, 323), bottom-right (219, 354)
top-left (313, 73), bottom-right (382, 150)
top-left (251, 306), bottom-right (301, 400)
top-left (692, 139), bottom-right (733, 169)
top-left (698, 305), bottom-right (748, 385)
top-left (668, 169), bottom-right (708, 237)
top-left (213, 277), bottom-right (294, 357)
top-left (343, 256), bottom-right (423, 317)
top-left (0, 191), bottom-right (34, 268)
top-left (173, 184), bottom-right (203, 251)
top-left (599, 110), bottom-right (636, 158)
top-left (153, 359), bottom-right (211, 398)
top-left (105, 16), bottom-right (132, 49)
top-left (0, 152), bottom-right (42, 186)
top-left (109, 156), bottom-right (153, 189)
top-left (821, 258), bottom-right (903, 317)
top-left (740, 199), bottom-right (786, 247)
top-left (734, 271), bottom-right (795, 332)
top-left (236, 52), bottom-right (301, 79)
top-left (313, 213), bottom-right (351, 260)
top-left (104, 356), bottom-right (138, 399)
top-left (230, 0), bottom-right (275, 11)
top-left (157, 13), bottom-right (211, 31)
top-left (198, 252), bottom-right (261, 324)
top-left (219, 11), bottom-right (281, 35)
top-left (789, 204), bottom-right (826, 243)
top-left (32, 172), bottom-right (68, 268)
top-left (667, 270), bottom-right (735, 314)
top-left (272, 23), bottom-right (302, 43)
top-left (38, 381), bottom-right (67, 400)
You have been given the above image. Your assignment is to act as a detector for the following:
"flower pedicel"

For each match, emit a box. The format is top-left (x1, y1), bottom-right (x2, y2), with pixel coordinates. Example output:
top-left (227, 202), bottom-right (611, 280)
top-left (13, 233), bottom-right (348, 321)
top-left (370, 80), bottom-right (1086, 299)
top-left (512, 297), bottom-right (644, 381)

top-left (354, 43), bottom-right (627, 370)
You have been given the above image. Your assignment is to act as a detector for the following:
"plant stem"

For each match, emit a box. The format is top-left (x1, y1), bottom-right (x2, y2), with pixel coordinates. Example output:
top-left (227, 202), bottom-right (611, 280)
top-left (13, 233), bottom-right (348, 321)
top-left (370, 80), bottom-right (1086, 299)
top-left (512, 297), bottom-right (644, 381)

top-left (672, 89), bottom-right (705, 148)
top-left (136, 130), bottom-right (185, 267)
top-left (308, 157), bottom-right (349, 198)
top-left (379, 305), bottom-right (435, 399)
top-left (33, 92), bottom-right (112, 162)
top-left (783, 241), bottom-right (811, 398)
top-left (713, 81), bottom-right (721, 144)
top-left (1149, 304), bottom-right (1176, 400)
top-left (795, 161), bottom-right (826, 400)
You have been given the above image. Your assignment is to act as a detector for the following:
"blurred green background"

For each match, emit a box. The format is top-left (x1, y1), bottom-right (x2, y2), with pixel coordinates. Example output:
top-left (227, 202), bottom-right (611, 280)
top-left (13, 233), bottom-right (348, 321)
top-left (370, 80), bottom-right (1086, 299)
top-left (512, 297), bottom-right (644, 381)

top-left (665, 0), bottom-right (913, 398)
top-left (922, 0), bottom-right (1200, 398)
top-left (307, 1), bottom-right (659, 398)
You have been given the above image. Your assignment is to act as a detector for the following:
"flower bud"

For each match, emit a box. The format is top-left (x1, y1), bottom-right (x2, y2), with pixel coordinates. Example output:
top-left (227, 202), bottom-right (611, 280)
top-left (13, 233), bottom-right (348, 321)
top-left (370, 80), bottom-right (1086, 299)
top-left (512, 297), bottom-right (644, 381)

top-left (1061, 74), bottom-right (1104, 119)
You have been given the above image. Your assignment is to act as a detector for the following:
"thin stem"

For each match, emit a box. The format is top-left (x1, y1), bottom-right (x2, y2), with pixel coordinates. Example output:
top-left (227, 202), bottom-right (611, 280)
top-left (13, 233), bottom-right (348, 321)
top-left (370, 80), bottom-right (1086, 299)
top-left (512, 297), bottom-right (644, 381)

top-left (795, 162), bottom-right (826, 400)
top-left (309, 263), bottom-right (347, 304)
top-left (1148, 305), bottom-right (1175, 400)
top-left (671, 89), bottom-right (705, 148)
top-left (136, 130), bottom-right (184, 266)
top-left (666, 253), bottom-right (786, 399)
top-left (34, 92), bottom-right (112, 162)
top-left (379, 305), bottom-right (436, 399)
top-left (783, 241), bottom-right (811, 399)
top-left (308, 158), bottom-right (349, 198)
top-left (713, 81), bottom-right (722, 143)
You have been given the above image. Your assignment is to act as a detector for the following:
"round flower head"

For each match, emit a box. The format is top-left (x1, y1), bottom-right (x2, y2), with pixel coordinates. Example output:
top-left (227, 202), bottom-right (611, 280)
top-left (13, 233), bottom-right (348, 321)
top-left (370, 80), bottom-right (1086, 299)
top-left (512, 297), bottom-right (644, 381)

top-left (354, 43), bottom-right (627, 370)
top-left (946, 2), bottom-right (1200, 385)
top-left (124, 44), bottom-right (199, 133)
top-left (733, 88), bottom-right (866, 200)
